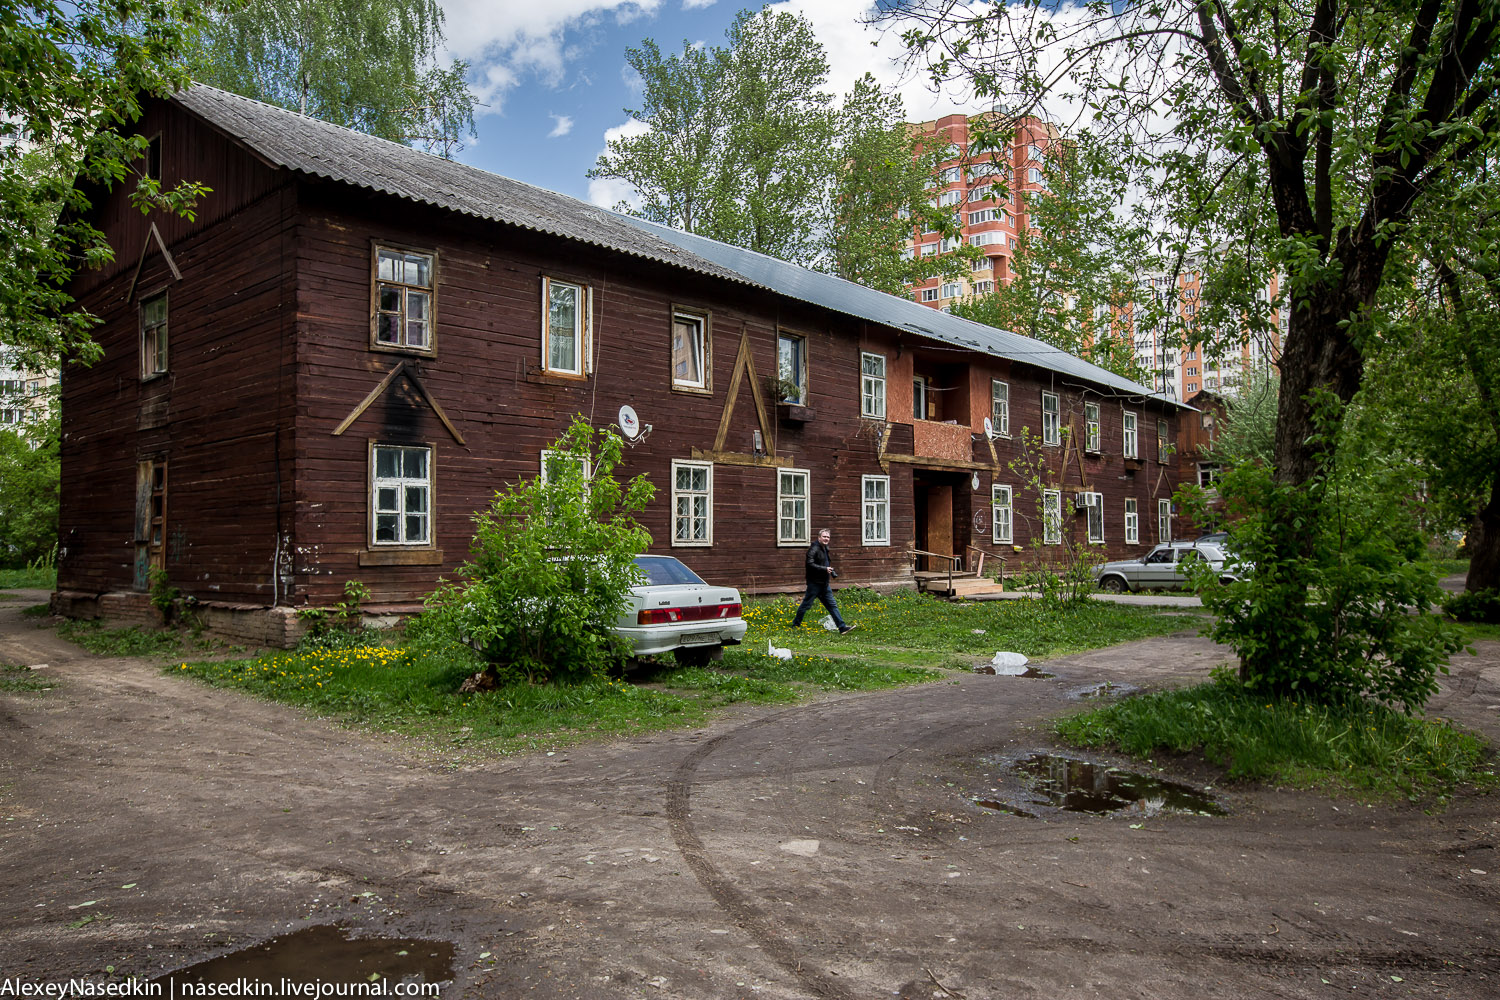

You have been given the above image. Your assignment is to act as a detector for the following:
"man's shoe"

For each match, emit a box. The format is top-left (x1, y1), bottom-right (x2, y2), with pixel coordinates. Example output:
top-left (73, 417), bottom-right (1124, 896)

top-left (838, 624), bottom-right (857, 634)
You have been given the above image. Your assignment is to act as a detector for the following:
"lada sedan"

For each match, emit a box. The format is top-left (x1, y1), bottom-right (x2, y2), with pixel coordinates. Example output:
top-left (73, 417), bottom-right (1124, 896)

top-left (616, 555), bottom-right (747, 665)
top-left (1093, 541), bottom-right (1240, 593)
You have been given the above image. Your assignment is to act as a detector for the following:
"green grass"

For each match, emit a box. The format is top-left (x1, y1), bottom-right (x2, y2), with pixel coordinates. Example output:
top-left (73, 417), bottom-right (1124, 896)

top-left (0, 662), bottom-right (54, 693)
top-left (744, 587), bottom-right (1207, 666)
top-left (173, 640), bottom-right (943, 756)
top-left (1426, 558), bottom-right (1470, 579)
top-left (56, 620), bottom-right (238, 658)
top-left (1055, 678), bottom-right (1495, 801)
top-left (0, 566), bottom-right (56, 589)
top-left (1452, 621), bottom-right (1500, 643)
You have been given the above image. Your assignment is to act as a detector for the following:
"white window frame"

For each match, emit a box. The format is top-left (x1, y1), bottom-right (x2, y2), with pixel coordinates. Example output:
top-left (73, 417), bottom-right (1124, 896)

top-left (860, 352), bottom-right (886, 419)
top-left (374, 246), bottom-right (435, 352)
top-left (542, 276), bottom-right (590, 376)
top-left (1157, 418), bottom-right (1170, 463)
top-left (940, 281), bottom-right (963, 298)
top-left (1123, 410), bottom-right (1139, 459)
top-left (1125, 498), bottom-right (1139, 545)
top-left (539, 449), bottom-right (592, 484)
top-left (991, 380), bottom-right (1009, 436)
top-left (370, 443), bottom-right (433, 547)
top-left (1084, 492), bottom-right (1104, 544)
top-left (991, 485), bottom-right (1013, 544)
top-left (913, 375), bottom-right (929, 420)
top-left (670, 308), bottom-right (709, 391)
top-left (1157, 498), bottom-right (1173, 543)
top-left (1041, 391), bottom-right (1061, 446)
top-left (671, 460), bottom-right (713, 547)
top-left (1043, 489), bottom-right (1062, 545)
top-left (777, 332), bottom-right (807, 404)
top-left (862, 475), bottom-right (890, 546)
top-left (920, 287), bottom-right (939, 302)
top-left (1084, 402), bottom-right (1100, 452)
top-left (777, 469), bottom-right (810, 546)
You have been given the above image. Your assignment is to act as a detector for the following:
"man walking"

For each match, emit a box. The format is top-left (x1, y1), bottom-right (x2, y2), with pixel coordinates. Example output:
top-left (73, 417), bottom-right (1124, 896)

top-left (791, 527), bottom-right (857, 634)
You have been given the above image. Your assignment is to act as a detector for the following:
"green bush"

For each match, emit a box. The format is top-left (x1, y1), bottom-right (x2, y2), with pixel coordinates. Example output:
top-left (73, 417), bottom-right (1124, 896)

top-left (423, 417), bottom-right (654, 681)
top-left (1444, 588), bottom-right (1500, 624)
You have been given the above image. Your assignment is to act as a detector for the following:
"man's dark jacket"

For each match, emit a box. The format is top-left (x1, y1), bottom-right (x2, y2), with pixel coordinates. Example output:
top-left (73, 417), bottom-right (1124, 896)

top-left (805, 540), bottom-right (834, 584)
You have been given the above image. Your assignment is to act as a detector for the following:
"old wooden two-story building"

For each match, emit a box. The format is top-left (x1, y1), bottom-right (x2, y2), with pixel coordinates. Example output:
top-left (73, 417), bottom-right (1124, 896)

top-left (53, 85), bottom-right (1192, 643)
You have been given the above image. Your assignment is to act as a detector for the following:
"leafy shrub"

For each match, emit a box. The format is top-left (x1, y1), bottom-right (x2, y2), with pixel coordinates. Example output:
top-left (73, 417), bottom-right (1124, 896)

top-left (297, 579), bottom-right (380, 651)
top-left (1444, 588), bottom-right (1500, 624)
top-left (423, 417), bottom-right (654, 681)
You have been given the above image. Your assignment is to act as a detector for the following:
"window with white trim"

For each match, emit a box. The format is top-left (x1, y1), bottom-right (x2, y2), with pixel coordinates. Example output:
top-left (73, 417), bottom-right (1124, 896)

top-left (919, 242), bottom-right (938, 256)
top-left (920, 287), bottom-right (939, 302)
top-left (968, 231), bottom-right (1003, 247)
top-left (1198, 463), bottom-right (1221, 488)
top-left (1157, 418), bottom-right (1170, 463)
top-left (938, 189), bottom-right (963, 207)
top-left (1041, 391), bottom-right (1061, 446)
top-left (860, 353), bottom-right (886, 418)
top-left (971, 257), bottom-right (991, 272)
top-left (140, 293), bottom-right (168, 379)
top-left (1123, 411), bottom-right (1139, 459)
top-left (1125, 498), bottom-right (1139, 544)
top-left (1084, 402), bottom-right (1100, 452)
top-left (671, 309), bottom-right (708, 390)
top-left (913, 375), bottom-right (929, 420)
top-left (991, 380), bottom-right (1009, 436)
top-left (778, 469), bottom-right (810, 545)
top-left (777, 333), bottom-right (807, 403)
top-left (939, 165), bottom-right (963, 184)
top-left (969, 184), bottom-right (993, 202)
top-left (862, 475), bottom-right (890, 545)
top-left (1083, 492), bottom-right (1103, 543)
top-left (671, 460), bottom-right (712, 546)
top-left (991, 485), bottom-right (1012, 544)
top-left (371, 445), bottom-right (431, 546)
top-left (1157, 498), bottom-right (1172, 543)
top-left (972, 280), bottom-right (993, 294)
top-left (543, 276), bottom-right (589, 376)
top-left (375, 247), bottom-right (434, 351)
top-left (1043, 489), bottom-right (1062, 544)
top-left (540, 449), bottom-right (591, 484)
top-left (941, 281), bottom-right (963, 298)
top-left (967, 208), bottom-right (1007, 225)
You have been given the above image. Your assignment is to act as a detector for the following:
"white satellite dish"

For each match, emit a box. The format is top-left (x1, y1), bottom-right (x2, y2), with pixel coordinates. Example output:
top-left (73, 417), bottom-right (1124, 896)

top-left (618, 404), bottom-right (641, 439)
top-left (983, 416), bottom-right (995, 439)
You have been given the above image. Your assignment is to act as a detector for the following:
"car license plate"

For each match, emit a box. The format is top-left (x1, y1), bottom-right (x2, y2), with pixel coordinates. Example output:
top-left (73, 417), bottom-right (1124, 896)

top-left (680, 631), bottom-right (720, 645)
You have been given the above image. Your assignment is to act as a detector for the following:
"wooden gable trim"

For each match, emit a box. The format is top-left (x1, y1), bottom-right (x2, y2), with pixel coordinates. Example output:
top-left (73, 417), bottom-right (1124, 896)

top-left (125, 222), bottom-right (183, 302)
top-left (331, 361), bottom-right (467, 446)
top-left (710, 323), bottom-right (775, 458)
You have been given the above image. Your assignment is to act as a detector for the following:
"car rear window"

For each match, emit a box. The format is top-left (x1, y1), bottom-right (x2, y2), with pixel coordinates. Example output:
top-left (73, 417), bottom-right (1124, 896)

top-left (634, 556), bottom-right (706, 586)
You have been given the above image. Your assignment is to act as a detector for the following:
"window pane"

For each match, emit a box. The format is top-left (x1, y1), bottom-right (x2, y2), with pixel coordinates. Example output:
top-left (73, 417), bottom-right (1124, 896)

top-left (378, 251), bottom-right (398, 282)
top-left (377, 314), bottom-right (399, 344)
top-left (407, 290), bottom-right (428, 322)
top-left (405, 485), bottom-right (427, 513)
top-left (405, 514), bottom-right (426, 542)
top-left (676, 467), bottom-right (693, 491)
top-left (862, 354), bottom-right (883, 376)
top-left (376, 449), bottom-right (399, 479)
top-left (406, 321), bottom-right (427, 348)
top-left (402, 448), bottom-right (427, 478)
top-left (673, 316), bottom-right (703, 384)
top-left (376, 513), bottom-right (398, 541)
top-left (691, 468), bottom-right (707, 491)
top-left (407, 253), bottom-right (430, 288)
top-left (380, 287), bottom-right (400, 312)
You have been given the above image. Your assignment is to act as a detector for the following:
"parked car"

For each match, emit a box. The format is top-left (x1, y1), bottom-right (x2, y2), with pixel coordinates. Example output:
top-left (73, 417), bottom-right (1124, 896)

top-left (1196, 531), bottom-right (1229, 547)
top-left (615, 555), bottom-right (747, 665)
top-left (1093, 541), bottom-right (1243, 594)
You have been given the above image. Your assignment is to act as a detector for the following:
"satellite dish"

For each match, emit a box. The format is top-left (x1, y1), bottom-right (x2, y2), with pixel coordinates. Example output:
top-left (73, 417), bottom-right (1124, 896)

top-left (618, 404), bottom-right (640, 439)
top-left (983, 416), bottom-right (995, 439)
top-left (971, 472), bottom-right (981, 491)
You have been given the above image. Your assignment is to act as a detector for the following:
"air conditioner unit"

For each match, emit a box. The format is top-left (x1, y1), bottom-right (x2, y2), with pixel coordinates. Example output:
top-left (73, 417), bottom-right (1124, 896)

top-left (1073, 492), bottom-right (1096, 510)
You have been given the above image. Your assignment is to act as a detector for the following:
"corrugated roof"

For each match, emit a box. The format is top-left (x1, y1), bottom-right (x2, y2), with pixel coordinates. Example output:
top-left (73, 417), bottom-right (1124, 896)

top-left (612, 214), bottom-right (1180, 405)
top-left (172, 85), bottom-right (751, 287)
top-left (175, 83), bottom-right (1180, 407)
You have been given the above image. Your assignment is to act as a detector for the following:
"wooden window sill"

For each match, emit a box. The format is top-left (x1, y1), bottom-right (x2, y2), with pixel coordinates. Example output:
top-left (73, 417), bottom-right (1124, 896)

top-left (359, 548), bottom-right (444, 567)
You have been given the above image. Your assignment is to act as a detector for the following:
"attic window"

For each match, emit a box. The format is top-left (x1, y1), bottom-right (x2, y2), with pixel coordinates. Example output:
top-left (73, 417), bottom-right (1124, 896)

top-left (144, 135), bottom-right (162, 181)
top-left (374, 246), bottom-right (434, 353)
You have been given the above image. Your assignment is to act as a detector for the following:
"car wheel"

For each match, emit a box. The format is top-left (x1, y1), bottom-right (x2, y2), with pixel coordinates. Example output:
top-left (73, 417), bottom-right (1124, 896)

top-left (1098, 576), bottom-right (1126, 594)
top-left (675, 645), bottom-right (720, 668)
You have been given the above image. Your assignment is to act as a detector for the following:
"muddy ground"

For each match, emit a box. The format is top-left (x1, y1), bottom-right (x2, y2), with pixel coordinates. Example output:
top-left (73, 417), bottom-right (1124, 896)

top-left (2, 590), bottom-right (1498, 998)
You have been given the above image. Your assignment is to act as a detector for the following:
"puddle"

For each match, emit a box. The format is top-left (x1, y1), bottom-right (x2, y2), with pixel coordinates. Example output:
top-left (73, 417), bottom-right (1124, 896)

top-left (1005, 754), bottom-right (1224, 817)
top-left (972, 798), bottom-right (1037, 818)
top-left (973, 665), bottom-right (1055, 678)
top-left (1069, 681), bottom-right (1139, 699)
top-left (152, 925), bottom-right (455, 987)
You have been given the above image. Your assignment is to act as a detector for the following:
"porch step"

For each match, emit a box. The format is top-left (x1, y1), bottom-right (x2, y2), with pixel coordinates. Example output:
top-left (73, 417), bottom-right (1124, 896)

top-left (914, 571), bottom-right (1006, 599)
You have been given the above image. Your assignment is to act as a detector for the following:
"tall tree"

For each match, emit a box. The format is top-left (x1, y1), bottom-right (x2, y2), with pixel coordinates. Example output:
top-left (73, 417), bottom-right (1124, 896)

top-left (592, 9), bottom-right (969, 283)
top-left (883, 0), bottom-right (1500, 695)
top-left (186, 0), bottom-right (476, 155)
top-left (1, 0), bottom-right (209, 367)
top-left (950, 133), bottom-right (1152, 382)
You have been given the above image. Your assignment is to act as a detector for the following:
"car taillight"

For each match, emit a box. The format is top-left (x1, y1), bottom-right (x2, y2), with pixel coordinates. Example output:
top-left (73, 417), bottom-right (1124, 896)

top-left (638, 602), bottom-right (742, 625)
top-left (719, 603), bottom-right (742, 618)
top-left (638, 608), bottom-right (675, 625)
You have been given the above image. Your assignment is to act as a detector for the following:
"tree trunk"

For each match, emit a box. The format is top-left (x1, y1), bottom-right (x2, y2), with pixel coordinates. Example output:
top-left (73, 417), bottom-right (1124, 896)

top-left (1466, 484), bottom-right (1500, 593)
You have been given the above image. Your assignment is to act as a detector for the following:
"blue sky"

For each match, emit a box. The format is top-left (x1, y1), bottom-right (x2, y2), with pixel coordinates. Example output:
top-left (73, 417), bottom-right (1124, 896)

top-left (438, 0), bottom-right (987, 207)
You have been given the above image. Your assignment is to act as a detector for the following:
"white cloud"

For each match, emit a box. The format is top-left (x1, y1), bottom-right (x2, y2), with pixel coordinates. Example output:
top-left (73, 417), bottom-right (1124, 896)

top-left (439, 1), bottom-right (662, 110)
top-left (681, 0), bottom-right (716, 9)
top-left (548, 114), bottom-right (575, 137)
top-left (586, 118), bottom-right (650, 209)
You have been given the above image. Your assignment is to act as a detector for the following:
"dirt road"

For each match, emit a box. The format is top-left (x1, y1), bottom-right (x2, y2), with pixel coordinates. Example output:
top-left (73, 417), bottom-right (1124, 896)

top-left (2, 593), bottom-right (1498, 998)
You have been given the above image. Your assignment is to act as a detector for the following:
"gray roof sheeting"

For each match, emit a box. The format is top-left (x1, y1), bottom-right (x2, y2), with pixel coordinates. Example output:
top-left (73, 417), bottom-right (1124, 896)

top-left (176, 84), bottom-right (1178, 407)
top-left (173, 85), bottom-right (749, 287)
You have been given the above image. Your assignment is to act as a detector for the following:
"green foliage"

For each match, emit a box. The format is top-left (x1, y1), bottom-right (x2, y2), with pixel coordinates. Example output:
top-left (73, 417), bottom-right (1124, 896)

top-left (1187, 397), bottom-right (1465, 712)
top-left (58, 621), bottom-right (186, 657)
top-left (0, 565), bottom-right (56, 590)
top-left (1056, 677), bottom-right (1494, 801)
top-left (147, 567), bottom-right (180, 619)
top-left (949, 134), bottom-right (1151, 383)
top-left (186, 0), bottom-right (477, 156)
top-left (1444, 589), bottom-right (1500, 625)
top-left (1207, 364), bottom-right (1279, 468)
top-left (0, 662), bottom-right (53, 693)
top-left (1005, 429), bottom-right (1099, 607)
top-left (0, 418), bottom-right (59, 568)
top-left (424, 417), bottom-right (654, 681)
top-left (589, 12), bottom-right (971, 284)
top-left (1, 1), bottom-right (210, 368)
top-left (296, 579), bottom-right (379, 650)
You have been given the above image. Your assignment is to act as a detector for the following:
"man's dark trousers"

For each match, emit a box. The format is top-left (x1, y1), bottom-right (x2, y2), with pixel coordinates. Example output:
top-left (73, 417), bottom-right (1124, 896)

top-left (792, 579), bottom-right (847, 629)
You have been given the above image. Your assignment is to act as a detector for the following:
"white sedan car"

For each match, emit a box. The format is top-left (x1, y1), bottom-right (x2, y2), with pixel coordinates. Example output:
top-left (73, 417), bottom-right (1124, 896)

top-left (615, 555), bottom-right (747, 665)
